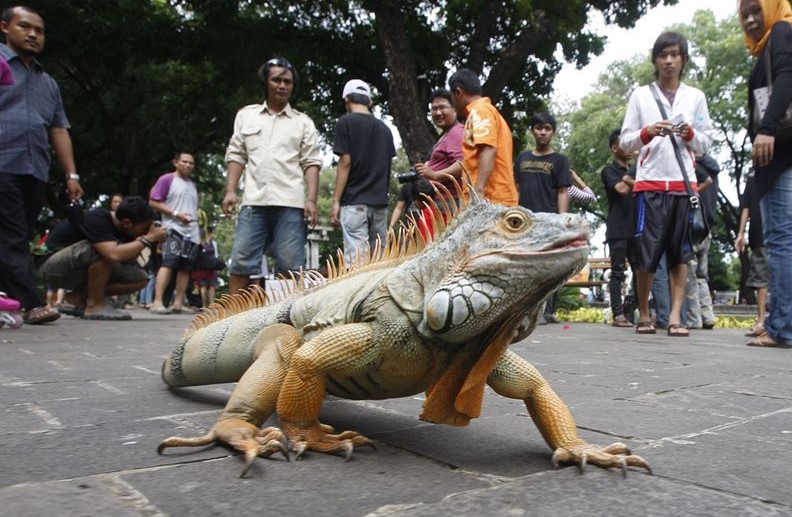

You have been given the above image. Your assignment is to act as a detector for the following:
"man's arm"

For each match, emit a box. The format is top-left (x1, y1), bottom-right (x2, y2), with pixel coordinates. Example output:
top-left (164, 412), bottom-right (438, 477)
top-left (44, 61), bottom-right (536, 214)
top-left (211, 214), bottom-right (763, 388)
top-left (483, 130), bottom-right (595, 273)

top-left (92, 225), bottom-right (168, 264)
top-left (149, 199), bottom-right (191, 226)
top-left (556, 187), bottom-right (569, 214)
top-left (332, 154), bottom-right (351, 225)
top-left (475, 144), bottom-right (496, 195)
top-left (48, 127), bottom-right (83, 201)
top-left (303, 164), bottom-right (320, 228)
top-left (735, 207), bottom-right (750, 255)
top-left (222, 161), bottom-right (244, 216)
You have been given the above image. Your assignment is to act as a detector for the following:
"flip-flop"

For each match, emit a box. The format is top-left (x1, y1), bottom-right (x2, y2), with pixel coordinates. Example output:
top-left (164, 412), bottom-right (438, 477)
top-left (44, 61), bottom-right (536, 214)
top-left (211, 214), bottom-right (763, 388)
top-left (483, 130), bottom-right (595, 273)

top-left (667, 323), bottom-right (689, 337)
top-left (747, 332), bottom-right (792, 348)
top-left (23, 305), bottom-right (61, 325)
top-left (635, 320), bottom-right (656, 334)
top-left (81, 306), bottom-right (132, 321)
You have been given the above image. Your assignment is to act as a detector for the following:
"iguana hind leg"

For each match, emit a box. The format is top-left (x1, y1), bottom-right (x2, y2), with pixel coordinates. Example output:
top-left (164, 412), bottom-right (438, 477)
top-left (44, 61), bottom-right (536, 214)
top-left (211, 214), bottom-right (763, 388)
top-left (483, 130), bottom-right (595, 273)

top-left (158, 324), bottom-right (300, 476)
top-left (488, 350), bottom-right (651, 475)
top-left (277, 323), bottom-right (381, 459)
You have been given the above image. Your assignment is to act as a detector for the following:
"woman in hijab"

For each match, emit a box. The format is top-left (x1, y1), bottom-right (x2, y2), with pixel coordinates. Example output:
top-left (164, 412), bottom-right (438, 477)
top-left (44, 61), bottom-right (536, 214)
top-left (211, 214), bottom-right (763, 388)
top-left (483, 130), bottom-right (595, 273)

top-left (739, 0), bottom-right (792, 348)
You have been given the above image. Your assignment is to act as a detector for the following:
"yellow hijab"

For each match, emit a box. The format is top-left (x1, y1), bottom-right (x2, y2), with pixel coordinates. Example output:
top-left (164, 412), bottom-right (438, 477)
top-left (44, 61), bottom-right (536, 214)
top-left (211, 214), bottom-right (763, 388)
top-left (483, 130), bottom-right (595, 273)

top-left (742, 0), bottom-right (792, 56)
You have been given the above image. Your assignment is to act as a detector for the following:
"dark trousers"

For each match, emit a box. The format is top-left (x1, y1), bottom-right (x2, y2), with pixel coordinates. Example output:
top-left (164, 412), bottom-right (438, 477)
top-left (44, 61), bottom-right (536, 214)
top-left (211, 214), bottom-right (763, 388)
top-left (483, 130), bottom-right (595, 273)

top-left (608, 238), bottom-right (635, 317)
top-left (0, 173), bottom-right (47, 310)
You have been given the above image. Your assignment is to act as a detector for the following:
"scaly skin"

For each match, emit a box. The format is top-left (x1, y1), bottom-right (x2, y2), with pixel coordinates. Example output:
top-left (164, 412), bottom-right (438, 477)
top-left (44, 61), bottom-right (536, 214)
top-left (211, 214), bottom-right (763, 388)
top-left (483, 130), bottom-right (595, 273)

top-left (158, 194), bottom-right (651, 477)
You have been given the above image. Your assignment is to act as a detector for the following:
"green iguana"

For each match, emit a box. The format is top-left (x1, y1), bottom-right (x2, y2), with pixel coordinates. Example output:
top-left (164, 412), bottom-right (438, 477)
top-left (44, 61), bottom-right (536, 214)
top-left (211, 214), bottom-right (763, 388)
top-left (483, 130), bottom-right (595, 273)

top-left (158, 188), bottom-right (650, 478)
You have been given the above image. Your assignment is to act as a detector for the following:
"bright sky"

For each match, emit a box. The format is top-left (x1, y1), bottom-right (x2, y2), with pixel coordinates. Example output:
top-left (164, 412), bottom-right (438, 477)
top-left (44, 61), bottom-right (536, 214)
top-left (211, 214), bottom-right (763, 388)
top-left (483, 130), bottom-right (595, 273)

top-left (553, 0), bottom-right (738, 102)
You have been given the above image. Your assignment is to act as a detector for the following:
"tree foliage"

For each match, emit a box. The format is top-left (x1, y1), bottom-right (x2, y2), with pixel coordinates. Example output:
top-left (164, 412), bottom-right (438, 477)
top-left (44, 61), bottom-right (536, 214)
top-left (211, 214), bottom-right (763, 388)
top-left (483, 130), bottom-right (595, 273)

top-left (28, 0), bottom-right (678, 222)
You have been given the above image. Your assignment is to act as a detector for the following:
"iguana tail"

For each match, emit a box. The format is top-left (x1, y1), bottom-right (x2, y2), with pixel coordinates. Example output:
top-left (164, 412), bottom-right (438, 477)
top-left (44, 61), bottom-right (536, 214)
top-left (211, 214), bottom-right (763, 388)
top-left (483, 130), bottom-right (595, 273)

top-left (162, 305), bottom-right (283, 387)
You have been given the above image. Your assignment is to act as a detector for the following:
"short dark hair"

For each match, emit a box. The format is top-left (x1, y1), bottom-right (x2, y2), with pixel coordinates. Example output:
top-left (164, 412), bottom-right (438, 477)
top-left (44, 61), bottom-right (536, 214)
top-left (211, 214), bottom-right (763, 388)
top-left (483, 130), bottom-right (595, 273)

top-left (608, 129), bottom-right (621, 148)
top-left (411, 179), bottom-right (435, 201)
top-left (448, 69), bottom-right (482, 96)
top-left (531, 112), bottom-right (556, 131)
top-left (116, 196), bottom-right (156, 223)
top-left (173, 151), bottom-right (194, 162)
top-left (257, 57), bottom-right (298, 100)
top-left (1, 5), bottom-right (40, 24)
top-left (430, 89), bottom-right (453, 106)
top-left (651, 31), bottom-right (688, 79)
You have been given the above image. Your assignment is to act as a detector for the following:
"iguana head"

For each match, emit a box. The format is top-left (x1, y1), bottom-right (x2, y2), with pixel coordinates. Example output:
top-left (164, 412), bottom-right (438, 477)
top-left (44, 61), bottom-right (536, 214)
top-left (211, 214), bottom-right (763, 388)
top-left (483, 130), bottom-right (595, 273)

top-left (388, 200), bottom-right (589, 344)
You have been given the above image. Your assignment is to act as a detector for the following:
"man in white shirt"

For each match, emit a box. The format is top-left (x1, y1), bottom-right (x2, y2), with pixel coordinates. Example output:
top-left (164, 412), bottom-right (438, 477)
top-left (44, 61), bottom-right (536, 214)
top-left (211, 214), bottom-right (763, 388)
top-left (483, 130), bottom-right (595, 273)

top-left (222, 57), bottom-right (322, 295)
top-left (620, 31), bottom-right (714, 337)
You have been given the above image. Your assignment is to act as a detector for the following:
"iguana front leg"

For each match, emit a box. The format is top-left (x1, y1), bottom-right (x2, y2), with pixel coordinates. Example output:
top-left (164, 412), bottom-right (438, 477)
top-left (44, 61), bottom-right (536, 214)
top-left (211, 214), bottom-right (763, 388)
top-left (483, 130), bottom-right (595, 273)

top-left (277, 323), bottom-right (381, 459)
top-left (488, 350), bottom-right (651, 475)
top-left (158, 324), bottom-right (300, 476)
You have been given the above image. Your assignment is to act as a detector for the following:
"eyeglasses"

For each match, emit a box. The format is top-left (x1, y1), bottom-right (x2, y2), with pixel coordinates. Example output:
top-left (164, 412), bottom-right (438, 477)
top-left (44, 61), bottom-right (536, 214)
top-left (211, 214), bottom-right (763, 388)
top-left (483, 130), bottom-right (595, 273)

top-left (430, 104), bottom-right (452, 113)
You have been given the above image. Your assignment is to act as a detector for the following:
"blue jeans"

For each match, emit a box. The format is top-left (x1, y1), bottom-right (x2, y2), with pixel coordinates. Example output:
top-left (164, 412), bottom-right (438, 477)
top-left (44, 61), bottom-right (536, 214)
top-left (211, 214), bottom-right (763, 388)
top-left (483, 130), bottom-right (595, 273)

top-left (760, 167), bottom-right (792, 345)
top-left (651, 253), bottom-right (670, 328)
top-left (339, 204), bottom-right (387, 264)
top-left (229, 206), bottom-right (306, 276)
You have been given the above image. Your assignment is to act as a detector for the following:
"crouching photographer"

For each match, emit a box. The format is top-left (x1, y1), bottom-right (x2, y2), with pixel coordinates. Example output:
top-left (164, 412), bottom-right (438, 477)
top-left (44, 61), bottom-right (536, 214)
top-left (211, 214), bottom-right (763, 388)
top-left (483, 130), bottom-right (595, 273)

top-left (39, 196), bottom-right (167, 321)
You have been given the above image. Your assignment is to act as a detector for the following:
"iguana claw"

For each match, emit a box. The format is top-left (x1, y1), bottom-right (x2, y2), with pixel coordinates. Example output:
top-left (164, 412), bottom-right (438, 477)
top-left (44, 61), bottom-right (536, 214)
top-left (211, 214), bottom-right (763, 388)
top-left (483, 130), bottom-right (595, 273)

top-left (551, 442), bottom-right (651, 476)
top-left (283, 421), bottom-right (373, 461)
top-left (158, 420), bottom-right (290, 477)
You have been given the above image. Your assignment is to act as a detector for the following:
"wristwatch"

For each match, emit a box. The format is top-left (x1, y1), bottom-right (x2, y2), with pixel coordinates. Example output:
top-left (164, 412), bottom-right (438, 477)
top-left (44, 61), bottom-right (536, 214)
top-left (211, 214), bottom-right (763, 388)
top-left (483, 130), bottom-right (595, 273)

top-left (68, 173), bottom-right (80, 180)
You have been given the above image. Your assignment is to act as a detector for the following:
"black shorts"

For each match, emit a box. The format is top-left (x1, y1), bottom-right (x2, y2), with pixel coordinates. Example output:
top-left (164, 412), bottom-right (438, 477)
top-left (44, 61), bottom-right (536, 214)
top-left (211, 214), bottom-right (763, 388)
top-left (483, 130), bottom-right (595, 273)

top-left (633, 191), bottom-right (694, 273)
top-left (161, 231), bottom-right (199, 271)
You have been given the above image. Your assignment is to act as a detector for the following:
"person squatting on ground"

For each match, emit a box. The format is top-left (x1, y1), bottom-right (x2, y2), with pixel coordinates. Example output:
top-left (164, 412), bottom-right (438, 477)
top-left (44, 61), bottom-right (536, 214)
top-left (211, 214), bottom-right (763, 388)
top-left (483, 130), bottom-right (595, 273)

top-left (739, 0), bottom-right (792, 348)
top-left (514, 111), bottom-right (573, 324)
top-left (448, 68), bottom-right (518, 207)
top-left (148, 152), bottom-right (201, 314)
top-left (0, 5), bottom-right (84, 325)
top-left (39, 197), bottom-right (167, 320)
top-left (601, 129), bottom-right (637, 328)
top-left (620, 31), bottom-right (714, 338)
top-left (736, 172), bottom-right (770, 338)
top-left (332, 79), bottom-right (395, 264)
top-left (223, 57), bottom-right (322, 294)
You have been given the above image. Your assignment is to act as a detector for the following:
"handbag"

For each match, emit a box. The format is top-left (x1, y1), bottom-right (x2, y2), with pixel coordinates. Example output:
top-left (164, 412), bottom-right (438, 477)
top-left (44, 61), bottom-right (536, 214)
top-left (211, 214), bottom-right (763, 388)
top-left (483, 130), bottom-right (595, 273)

top-left (648, 84), bottom-right (710, 246)
top-left (752, 39), bottom-right (792, 140)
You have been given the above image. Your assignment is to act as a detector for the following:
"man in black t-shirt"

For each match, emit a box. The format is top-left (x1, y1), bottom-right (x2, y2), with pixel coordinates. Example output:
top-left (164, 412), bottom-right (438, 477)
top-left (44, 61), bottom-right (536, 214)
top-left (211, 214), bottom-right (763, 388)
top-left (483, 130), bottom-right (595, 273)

top-left (39, 196), bottom-right (167, 320)
top-left (332, 79), bottom-right (396, 263)
top-left (736, 173), bottom-right (768, 337)
top-left (514, 112), bottom-right (572, 324)
top-left (601, 130), bottom-right (637, 327)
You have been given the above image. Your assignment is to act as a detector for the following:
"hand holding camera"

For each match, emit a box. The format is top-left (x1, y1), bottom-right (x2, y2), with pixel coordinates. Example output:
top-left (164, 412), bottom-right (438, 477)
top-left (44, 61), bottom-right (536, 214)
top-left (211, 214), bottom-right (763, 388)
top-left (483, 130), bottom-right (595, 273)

top-left (146, 222), bottom-right (168, 244)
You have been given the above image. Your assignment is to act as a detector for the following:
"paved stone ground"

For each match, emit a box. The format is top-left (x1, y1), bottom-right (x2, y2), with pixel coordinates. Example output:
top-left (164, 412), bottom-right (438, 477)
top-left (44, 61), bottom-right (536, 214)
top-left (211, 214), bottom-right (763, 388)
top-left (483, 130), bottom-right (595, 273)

top-left (1, 310), bottom-right (790, 517)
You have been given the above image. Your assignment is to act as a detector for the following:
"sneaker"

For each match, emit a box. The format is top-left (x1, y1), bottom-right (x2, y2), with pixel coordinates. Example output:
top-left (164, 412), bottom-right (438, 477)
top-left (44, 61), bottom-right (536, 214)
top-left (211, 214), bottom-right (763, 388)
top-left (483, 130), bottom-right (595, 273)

top-left (544, 314), bottom-right (560, 324)
top-left (702, 320), bottom-right (716, 330)
top-left (149, 305), bottom-right (172, 315)
top-left (537, 315), bottom-right (548, 326)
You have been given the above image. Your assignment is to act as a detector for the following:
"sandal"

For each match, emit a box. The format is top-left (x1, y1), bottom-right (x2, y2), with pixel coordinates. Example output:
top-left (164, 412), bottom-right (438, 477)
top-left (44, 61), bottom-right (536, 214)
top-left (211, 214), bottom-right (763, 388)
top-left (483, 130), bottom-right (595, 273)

top-left (635, 320), bottom-right (656, 334)
top-left (667, 323), bottom-right (689, 337)
top-left (612, 315), bottom-right (633, 327)
top-left (747, 332), bottom-right (792, 348)
top-left (57, 302), bottom-right (84, 317)
top-left (23, 305), bottom-right (61, 325)
top-left (745, 323), bottom-right (765, 337)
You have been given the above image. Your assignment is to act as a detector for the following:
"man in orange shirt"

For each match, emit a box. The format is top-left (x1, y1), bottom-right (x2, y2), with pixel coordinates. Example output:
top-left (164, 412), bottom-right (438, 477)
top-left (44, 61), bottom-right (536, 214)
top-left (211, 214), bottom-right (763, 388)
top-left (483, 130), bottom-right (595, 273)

top-left (448, 68), bottom-right (518, 206)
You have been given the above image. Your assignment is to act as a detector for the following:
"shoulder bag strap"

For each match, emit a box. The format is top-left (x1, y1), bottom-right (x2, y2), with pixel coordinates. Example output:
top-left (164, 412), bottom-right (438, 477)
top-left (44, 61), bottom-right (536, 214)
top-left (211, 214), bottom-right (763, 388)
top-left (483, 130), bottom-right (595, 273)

top-left (648, 84), bottom-right (699, 208)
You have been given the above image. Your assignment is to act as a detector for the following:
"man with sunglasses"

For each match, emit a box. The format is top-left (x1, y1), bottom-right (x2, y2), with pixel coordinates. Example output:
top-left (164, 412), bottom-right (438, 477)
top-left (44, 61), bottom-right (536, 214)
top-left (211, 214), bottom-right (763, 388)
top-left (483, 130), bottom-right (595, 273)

top-left (222, 57), bottom-right (322, 295)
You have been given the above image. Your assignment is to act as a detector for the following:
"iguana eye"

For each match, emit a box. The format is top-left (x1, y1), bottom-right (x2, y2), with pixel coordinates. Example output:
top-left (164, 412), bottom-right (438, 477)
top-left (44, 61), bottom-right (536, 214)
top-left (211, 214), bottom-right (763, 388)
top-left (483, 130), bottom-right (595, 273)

top-left (502, 211), bottom-right (531, 233)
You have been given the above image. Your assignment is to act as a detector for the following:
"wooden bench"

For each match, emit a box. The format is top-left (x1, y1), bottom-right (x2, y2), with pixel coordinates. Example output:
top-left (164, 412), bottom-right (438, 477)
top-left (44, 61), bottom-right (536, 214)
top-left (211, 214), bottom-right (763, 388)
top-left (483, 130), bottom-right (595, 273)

top-left (565, 257), bottom-right (611, 288)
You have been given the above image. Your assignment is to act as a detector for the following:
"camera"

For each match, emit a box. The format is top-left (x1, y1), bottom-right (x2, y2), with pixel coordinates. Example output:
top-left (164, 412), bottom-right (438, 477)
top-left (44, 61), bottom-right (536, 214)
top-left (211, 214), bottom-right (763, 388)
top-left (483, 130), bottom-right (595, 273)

top-left (396, 168), bottom-right (420, 184)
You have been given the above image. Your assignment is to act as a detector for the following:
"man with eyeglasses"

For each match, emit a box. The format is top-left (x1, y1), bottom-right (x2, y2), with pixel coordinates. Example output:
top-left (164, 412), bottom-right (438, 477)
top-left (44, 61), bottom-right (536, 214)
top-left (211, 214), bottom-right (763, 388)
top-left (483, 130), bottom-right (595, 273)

top-left (413, 89), bottom-right (464, 199)
top-left (222, 57), bottom-right (322, 295)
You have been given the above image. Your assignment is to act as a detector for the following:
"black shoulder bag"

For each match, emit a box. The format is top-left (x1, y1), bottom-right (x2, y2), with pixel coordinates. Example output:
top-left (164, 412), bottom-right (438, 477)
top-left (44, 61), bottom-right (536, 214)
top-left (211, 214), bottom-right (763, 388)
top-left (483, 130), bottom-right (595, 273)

top-left (648, 84), bottom-right (709, 246)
